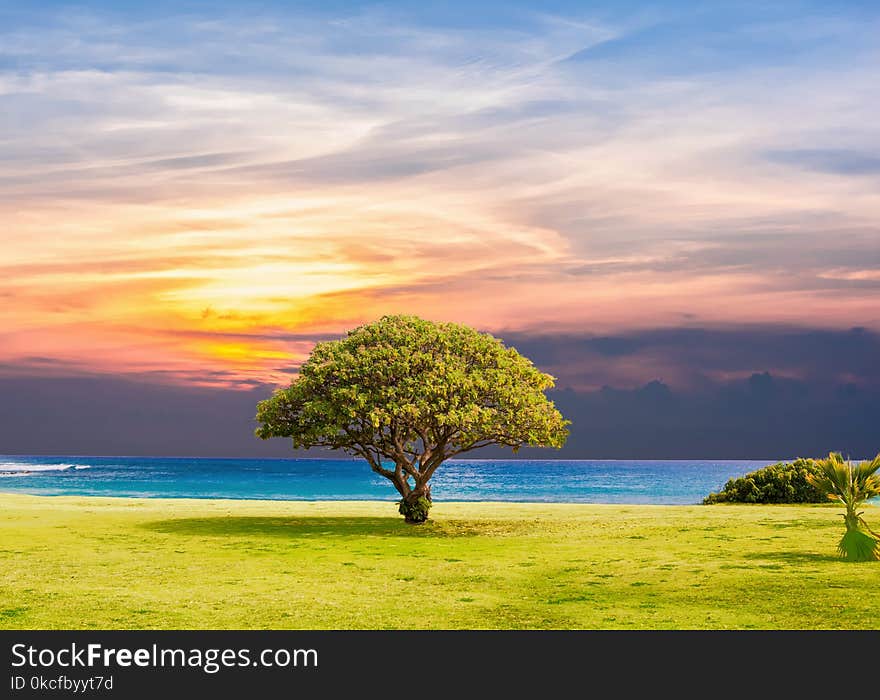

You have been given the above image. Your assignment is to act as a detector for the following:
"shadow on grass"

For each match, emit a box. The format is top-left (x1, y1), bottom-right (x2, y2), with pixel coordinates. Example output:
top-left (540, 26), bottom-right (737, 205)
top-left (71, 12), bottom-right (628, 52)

top-left (759, 520), bottom-right (821, 529)
top-left (741, 551), bottom-right (841, 564)
top-left (142, 516), bottom-right (494, 540)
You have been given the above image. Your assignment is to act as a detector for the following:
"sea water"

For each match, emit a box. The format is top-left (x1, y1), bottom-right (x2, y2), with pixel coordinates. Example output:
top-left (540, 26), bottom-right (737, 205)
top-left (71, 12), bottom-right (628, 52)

top-left (0, 455), bottom-right (772, 504)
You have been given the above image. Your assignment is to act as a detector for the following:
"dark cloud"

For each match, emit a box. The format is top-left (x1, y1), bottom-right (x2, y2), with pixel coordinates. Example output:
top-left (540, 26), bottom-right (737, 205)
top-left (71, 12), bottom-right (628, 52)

top-left (0, 374), bottom-right (300, 458)
top-left (502, 326), bottom-right (880, 390)
top-left (496, 375), bottom-right (878, 460)
top-left (0, 325), bottom-right (877, 459)
top-left (487, 325), bottom-right (880, 458)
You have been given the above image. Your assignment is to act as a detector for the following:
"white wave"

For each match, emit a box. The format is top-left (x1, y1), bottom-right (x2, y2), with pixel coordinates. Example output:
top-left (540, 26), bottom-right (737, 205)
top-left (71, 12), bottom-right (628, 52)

top-left (0, 462), bottom-right (92, 473)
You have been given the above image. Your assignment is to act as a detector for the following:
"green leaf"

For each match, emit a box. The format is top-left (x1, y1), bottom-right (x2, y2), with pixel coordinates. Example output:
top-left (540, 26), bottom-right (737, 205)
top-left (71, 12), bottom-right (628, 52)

top-left (255, 315), bottom-right (570, 497)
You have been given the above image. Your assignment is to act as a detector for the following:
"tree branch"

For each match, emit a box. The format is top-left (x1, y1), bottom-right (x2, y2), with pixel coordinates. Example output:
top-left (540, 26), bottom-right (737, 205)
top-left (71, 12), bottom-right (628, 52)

top-left (350, 441), bottom-right (395, 480)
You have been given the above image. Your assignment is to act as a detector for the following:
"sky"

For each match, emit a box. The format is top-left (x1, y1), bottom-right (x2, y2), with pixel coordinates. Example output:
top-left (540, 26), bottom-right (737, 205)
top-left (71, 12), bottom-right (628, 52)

top-left (1, 1), bottom-right (878, 457)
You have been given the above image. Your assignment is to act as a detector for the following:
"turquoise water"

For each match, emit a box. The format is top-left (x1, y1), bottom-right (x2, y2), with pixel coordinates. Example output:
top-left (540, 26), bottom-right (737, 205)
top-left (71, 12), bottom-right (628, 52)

top-left (0, 455), bottom-right (772, 504)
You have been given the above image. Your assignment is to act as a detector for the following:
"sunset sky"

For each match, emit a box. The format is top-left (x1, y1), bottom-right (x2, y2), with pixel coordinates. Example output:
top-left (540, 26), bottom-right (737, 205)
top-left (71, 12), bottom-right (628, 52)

top-left (1, 1), bottom-right (878, 456)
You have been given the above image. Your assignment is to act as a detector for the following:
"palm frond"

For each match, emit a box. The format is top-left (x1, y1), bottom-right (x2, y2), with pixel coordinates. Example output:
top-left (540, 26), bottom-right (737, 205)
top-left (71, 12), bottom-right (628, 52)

top-left (838, 529), bottom-right (880, 562)
top-left (809, 452), bottom-right (880, 562)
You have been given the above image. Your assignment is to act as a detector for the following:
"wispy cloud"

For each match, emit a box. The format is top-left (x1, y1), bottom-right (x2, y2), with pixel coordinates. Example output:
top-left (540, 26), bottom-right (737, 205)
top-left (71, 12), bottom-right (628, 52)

top-left (764, 149), bottom-right (880, 175)
top-left (1, 2), bottom-right (878, 385)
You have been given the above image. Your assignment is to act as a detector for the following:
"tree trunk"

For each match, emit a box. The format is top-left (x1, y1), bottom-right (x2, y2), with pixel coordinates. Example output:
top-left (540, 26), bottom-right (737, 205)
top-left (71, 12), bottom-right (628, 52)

top-left (399, 483), bottom-right (432, 524)
top-left (844, 508), bottom-right (860, 534)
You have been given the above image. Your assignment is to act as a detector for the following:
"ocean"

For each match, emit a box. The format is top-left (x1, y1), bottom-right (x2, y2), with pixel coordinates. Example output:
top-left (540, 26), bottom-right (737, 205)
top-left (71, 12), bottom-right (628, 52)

top-left (0, 455), bottom-right (773, 504)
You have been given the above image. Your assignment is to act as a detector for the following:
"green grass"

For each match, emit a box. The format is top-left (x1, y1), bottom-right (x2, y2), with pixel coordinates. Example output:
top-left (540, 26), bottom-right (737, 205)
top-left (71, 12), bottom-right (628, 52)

top-left (0, 493), bottom-right (877, 629)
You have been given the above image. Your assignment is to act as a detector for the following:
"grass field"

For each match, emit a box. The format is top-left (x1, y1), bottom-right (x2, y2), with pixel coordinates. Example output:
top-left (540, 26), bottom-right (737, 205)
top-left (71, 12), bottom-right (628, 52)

top-left (0, 493), bottom-right (877, 629)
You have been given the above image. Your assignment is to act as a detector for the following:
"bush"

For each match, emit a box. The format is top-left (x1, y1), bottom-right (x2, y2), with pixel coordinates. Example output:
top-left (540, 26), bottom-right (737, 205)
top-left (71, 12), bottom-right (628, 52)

top-left (398, 496), bottom-right (432, 523)
top-left (703, 458), bottom-right (825, 504)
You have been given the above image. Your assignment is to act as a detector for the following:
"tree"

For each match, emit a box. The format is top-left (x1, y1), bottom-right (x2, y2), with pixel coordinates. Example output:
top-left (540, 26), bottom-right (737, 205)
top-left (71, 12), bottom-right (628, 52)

top-left (255, 315), bottom-right (569, 522)
top-left (806, 452), bottom-right (880, 561)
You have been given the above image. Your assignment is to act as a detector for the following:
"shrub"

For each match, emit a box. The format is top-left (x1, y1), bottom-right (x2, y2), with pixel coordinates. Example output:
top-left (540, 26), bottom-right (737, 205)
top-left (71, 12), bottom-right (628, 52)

top-left (703, 458), bottom-right (825, 504)
top-left (398, 496), bottom-right (432, 524)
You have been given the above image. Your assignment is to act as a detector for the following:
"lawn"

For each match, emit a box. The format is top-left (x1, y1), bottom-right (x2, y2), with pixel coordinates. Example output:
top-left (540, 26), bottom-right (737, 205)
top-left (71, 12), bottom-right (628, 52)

top-left (0, 493), bottom-right (876, 629)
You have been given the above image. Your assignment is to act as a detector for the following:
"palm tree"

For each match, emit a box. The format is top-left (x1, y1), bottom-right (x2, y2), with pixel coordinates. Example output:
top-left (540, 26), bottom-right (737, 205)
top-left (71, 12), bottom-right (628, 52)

top-left (806, 452), bottom-right (880, 561)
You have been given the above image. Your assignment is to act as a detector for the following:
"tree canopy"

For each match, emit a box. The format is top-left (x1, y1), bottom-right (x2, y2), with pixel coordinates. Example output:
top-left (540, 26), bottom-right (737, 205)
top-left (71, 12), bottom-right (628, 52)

top-left (256, 315), bottom-right (569, 521)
